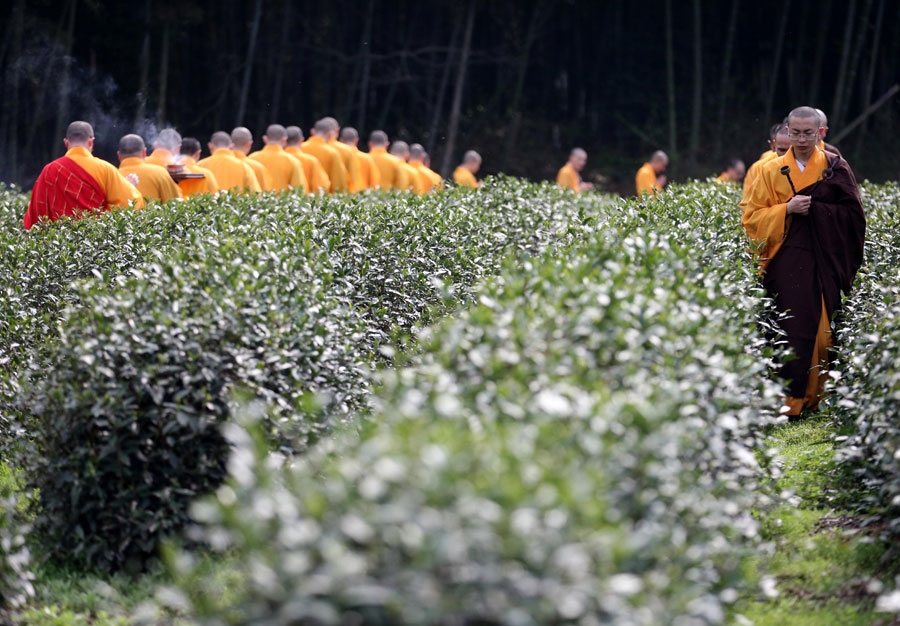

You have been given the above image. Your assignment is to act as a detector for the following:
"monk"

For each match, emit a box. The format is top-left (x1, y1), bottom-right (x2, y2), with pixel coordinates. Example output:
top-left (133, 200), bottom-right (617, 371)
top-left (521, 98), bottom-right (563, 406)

top-left (302, 119), bottom-right (349, 192)
top-left (145, 128), bottom-right (182, 168)
top-left (320, 118), bottom-right (363, 191)
top-left (714, 159), bottom-right (746, 184)
top-left (453, 151), bottom-right (482, 188)
top-left (635, 151), bottom-right (668, 197)
top-left (339, 127), bottom-right (380, 190)
top-left (24, 121), bottom-right (144, 229)
top-left (177, 137), bottom-right (219, 197)
top-left (232, 127), bottom-right (273, 191)
top-left (249, 124), bottom-right (307, 192)
top-left (117, 134), bottom-right (183, 202)
top-left (557, 148), bottom-right (595, 192)
top-left (390, 141), bottom-right (425, 193)
top-left (408, 143), bottom-right (443, 192)
top-left (815, 108), bottom-right (842, 156)
top-left (742, 106), bottom-right (865, 419)
top-left (368, 130), bottom-right (407, 190)
top-left (285, 126), bottom-right (330, 193)
top-left (198, 131), bottom-right (261, 193)
top-left (742, 124), bottom-right (791, 203)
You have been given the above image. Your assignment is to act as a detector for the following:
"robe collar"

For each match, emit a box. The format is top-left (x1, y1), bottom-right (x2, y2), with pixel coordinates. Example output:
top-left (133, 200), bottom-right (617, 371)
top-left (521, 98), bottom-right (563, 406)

top-left (66, 146), bottom-right (92, 158)
top-left (119, 157), bottom-right (145, 168)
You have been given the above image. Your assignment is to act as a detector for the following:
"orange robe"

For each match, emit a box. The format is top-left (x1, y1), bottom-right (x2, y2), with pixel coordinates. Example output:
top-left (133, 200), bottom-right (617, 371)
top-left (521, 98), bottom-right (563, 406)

top-left (398, 161), bottom-right (423, 193)
top-left (330, 140), bottom-right (364, 192)
top-left (556, 163), bottom-right (581, 192)
top-left (742, 147), bottom-right (833, 416)
top-left (410, 161), bottom-right (442, 192)
top-left (249, 144), bottom-right (307, 192)
top-left (714, 172), bottom-right (731, 184)
top-left (635, 163), bottom-right (659, 197)
top-left (233, 150), bottom-right (273, 191)
top-left (286, 146), bottom-right (331, 193)
top-left (369, 147), bottom-right (407, 190)
top-left (453, 166), bottom-right (479, 188)
top-left (356, 149), bottom-right (382, 190)
top-left (145, 149), bottom-right (175, 168)
top-left (302, 137), bottom-right (348, 192)
top-left (178, 157), bottom-right (219, 197)
top-left (198, 149), bottom-right (261, 193)
top-left (742, 150), bottom-right (778, 203)
top-left (118, 157), bottom-right (183, 202)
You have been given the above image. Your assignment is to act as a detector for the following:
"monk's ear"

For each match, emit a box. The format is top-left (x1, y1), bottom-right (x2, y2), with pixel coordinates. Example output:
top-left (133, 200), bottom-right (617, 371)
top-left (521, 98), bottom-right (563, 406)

top-left (262, 135), bottom-right (269, 145)
top-left (141, 148), bottom-right (148, 158)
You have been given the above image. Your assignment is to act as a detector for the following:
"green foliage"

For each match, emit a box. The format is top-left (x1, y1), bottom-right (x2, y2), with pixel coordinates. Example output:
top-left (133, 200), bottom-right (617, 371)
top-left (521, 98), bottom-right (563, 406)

top-left (163, 182), bottom-right (785, 624)
top-left (0, 465), bottom-right (34, 617)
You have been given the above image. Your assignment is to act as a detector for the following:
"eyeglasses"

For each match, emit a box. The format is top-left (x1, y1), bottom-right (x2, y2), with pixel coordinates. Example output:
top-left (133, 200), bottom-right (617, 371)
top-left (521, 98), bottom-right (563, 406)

top-left (787, 130), bottom-right (820, 140)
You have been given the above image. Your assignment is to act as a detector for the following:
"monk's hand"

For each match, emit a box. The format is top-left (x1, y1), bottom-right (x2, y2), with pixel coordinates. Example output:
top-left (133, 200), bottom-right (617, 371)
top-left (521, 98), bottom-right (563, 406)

top-left (787, 195), bottom-right (811, 215)
top-left (580, 182), bottom-right (595, 191)
top-left (656, 175), bottom-right (667, 187)
top-left (125, 173), bottom-right (140, 187)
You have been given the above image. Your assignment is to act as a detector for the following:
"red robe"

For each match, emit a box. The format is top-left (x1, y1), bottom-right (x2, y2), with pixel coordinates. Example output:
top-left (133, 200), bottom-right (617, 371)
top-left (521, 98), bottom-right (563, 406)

top-left (25, 156), bottom-right (107, 230)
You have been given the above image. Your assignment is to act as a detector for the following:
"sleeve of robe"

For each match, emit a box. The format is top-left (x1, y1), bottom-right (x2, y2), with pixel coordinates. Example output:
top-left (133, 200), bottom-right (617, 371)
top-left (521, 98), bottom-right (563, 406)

top-left (635, 166), bottom-right (656, 196)
top-left (368, 156), bottom-right (381, 188)
top-left (557, 166), bottom-right (578, 192)
top-left (329, 157), bottom-right (349, 192)
top-left (103, 164), bottom-right (146, 208)
top-left (348, 152), bottom-right (364, 192)
top-left (311, 160), bottom-right (330, 193)
top-left (742, 165), bottom-right (789, 268)
top-left (290, 158), bottom-right (308, 193)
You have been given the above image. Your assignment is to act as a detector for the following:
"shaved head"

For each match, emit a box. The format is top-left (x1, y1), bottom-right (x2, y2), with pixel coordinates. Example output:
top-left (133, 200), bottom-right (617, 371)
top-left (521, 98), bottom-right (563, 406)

top-left (369, 130), bottom-right (389, 147)
top-left (321, 117), bottom-right (340, 132)
top-left (389, 141), bottom-right (410, 159)
top-left (570, 147), bottom-right (587, 159)
top-left (117, 134), bottom-right (145, 158)
top-left (787, 106), bottom-right (821, 127)
top-left (265, 124), bottom-right (287, 141)
top-left (313, 118), bottom-right (334, 135)
top-left (409, 143), bottom-right (426, 161)
top-left (231, 127), bottom-right (253, 146)
top-left (463, 150), bottom-right (482, 164)
top-left (815, 108), bottom-right (829, 139)
top-left (66, 121), bottom-right (94, 145)
top-left (286, 125), bottom-right (304, 146)
top-left (651, 150), bottom-right (669, 164)
top-left (209, 131), bottom-right (232, 149)
top-left (569, 147), bottom-right (588, 171)
top-left (155, 128), bottom-right (182, 152)
top-left (339, 127), bottom-right (359, 142)
top-left (180, 137), bottom-right (201, 156)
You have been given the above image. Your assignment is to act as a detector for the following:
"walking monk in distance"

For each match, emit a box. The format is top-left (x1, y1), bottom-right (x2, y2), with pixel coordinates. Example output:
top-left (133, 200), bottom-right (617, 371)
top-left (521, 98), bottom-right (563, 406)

top-left (145, 128), bottom-right (181, 167)
top-left (285, 126), bottom-right (330, 193)
top-left (556, 148), bottom-right (594, 192)
top-left (177, 137), bottom-right (219, 197)
top-left (408, 143), bottom-right (442, 192)
top-left (24, 121), bottom-right (143, 229)
top-left (453, 150), bottom-right (483, 188)
top-left (232, 127), bottom-right (273, 191)
top-left (323, 117), bottom-right (363, 191)
top-left (390, 141), bottom-right (425, 194)
top-left (368, 130), bottom-right (407, 190)
top-left (742, 106), bottom-right (865, 419)
top-left (198, 131), bottom-right (260, 194)
top-left (715, 158), bottom-right (746, 184)
top-left (303, 119), bottom-right (349, 192)
top-left (635, 151), bottom-right (668, 197)
top-left (249, 124), bottom-right (307, 192)
top-left (340, 127), bottom-right (380, 190)
top-left (116, 134), bottom-right (182, 202)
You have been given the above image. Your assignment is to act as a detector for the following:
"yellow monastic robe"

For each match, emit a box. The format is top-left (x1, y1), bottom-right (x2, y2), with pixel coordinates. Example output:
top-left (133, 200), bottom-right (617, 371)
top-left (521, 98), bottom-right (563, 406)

top-left (329, 140), bottom-right (364, 192)
top-left (356, 149), bottom-right (382, 189)
top-left (556, 163), bottom-right (581, 192)
top-left (249, 144), bottom-right (307, 192)
top-left (66, 146), bottom-right (145, 208)
top-left (741, 150), bottom-right (779, 206)
top-left (714, 172), bottom-right (730, 184)
top-left (742, 147), bottom-right (832, 416)
top-left (145, 149), bottom-right (175, 168)
top-left (453, 166), bottom-right (478, 188)
top-left (286, 146), bottom-right (331, 193)
top-left (410, 161), bottom-right (442, 193)
top-left (233, 150), bottom-right (273, 191)
top-left (302, 137), bottom-right (348, 192)
top-left (369, 147), bottom-right (406, 190)
top-left (635, 163), bottom-right (659, 197)
top-left (178, 157), bottom-right (219, 197)
top-left (118, 157), bottom-right (183, 202)
top-left (398, 161), bottom-right (423, 193)
top-left (198, 149), bottom-right (261, 193)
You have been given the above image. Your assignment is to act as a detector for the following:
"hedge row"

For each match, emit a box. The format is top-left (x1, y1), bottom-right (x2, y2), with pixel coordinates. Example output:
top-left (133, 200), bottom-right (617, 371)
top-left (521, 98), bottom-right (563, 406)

top-left (163, 182), bottom-right (783, 625)
top-left (2, 180), bottom-right (611, 572)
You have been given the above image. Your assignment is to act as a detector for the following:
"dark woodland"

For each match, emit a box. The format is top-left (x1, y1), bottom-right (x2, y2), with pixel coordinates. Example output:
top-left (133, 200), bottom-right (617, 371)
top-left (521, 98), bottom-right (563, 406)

top-left (1, 0), bottom-right (898, 194)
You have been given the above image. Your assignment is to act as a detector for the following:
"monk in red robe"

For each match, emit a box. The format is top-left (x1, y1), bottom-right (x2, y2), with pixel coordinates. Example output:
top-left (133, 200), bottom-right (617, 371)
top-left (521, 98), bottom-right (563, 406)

top-left (743, 106), bottom-right (865, 419)
top-left (24, 121), bottom-right (143, 230)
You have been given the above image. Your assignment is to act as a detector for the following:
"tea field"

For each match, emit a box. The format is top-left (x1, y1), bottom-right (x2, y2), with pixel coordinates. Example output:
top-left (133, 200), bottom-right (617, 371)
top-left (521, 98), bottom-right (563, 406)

top-left (1, 179), bottom-right (899, 625)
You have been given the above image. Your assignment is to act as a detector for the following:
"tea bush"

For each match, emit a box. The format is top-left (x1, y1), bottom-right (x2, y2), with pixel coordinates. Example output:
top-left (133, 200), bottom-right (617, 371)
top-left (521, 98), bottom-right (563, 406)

top-left (0, 472), bottom-right (33, 616)
top-left (164, 182), bottom-right (784, 625)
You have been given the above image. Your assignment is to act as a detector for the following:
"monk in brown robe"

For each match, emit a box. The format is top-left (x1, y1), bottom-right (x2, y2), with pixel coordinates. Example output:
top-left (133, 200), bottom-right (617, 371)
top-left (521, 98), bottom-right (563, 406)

top-left (24, 121), bottom-right (144, 229)
top-left (743, 106), bottom-right (865, 419)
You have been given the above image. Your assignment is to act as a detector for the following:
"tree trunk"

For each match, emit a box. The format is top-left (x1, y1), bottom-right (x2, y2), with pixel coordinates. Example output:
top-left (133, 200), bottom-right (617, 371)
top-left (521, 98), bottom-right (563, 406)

top-left (763, 0), bottom-right (790, 127)
top-left (439, 0), bottom-right (476, 178)
top-left (807, 0), bottom-right (833, 105)
top-left (831, 0), bottom-right (857, 127)
top-left (713, 0), bottom-right (739, 159)
top-left (860, 0), bottom-right (885, 135)
top-left (425, 17), bottom-right (461, 155)
top-left (270, 0), bottom-right (292, 123)
top-left (355, 0), bottom-right (376, 131)
top-left (134, 1), bottom-right (152, 128)
top-left (687, 0), bottom-right (702, 168)
top-left (664, 0), bottom-right (678, 161)
top-left (8, 0), bottom-right (25, 180)
top-left (840, 0), bottom-right (874, 127)
top-left (236, 0), bottom-right (263, 126)
top-left (52, 0), bottom-right (78, 158)
top-left (157, 23), bottom-right (171, 126)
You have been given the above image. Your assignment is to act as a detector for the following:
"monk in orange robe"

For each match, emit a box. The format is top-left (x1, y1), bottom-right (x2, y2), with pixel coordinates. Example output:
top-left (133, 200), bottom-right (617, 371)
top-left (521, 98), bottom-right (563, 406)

top-left (389, 141), bottom-right (425, 193)
top-left (116, 134), bottom-right (183, 202)
top-left (635, 151), bottom-right (668, 197)
top-left (24, 121), bottom-right (144, 229)
top-left (742, 124), bottom-right (791, 205)
top-left (319, 118), bottom-right (363, 191)
top-left (177, 138), bottom-right (219, 197)
top-left (198, 131), bottom-right (260, 193)
top-left (714, 158), bottom-right (746, 185)
top-left (145, 128), bottom-right (182, 168)
top-left (249, 124), bottom-right (308, 192)
top-left (303, 119), bottom-right (349, 192)
top-left (408, 143), bottom-right (442, 192)
top-left (232, 127), bottom-right (273, 191)
top-left (453, 151), bottom-right (482, 188)
top-left (742, 106), bottom-right (865, 419)
top-left (339, 127), bottom-right (380, 190)
top-left (556, 148), bottom-right (594, 192)
top-left (285, 126), bottom-right (330, 193)
top-left (368, 130), bottom-right (407, 190)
